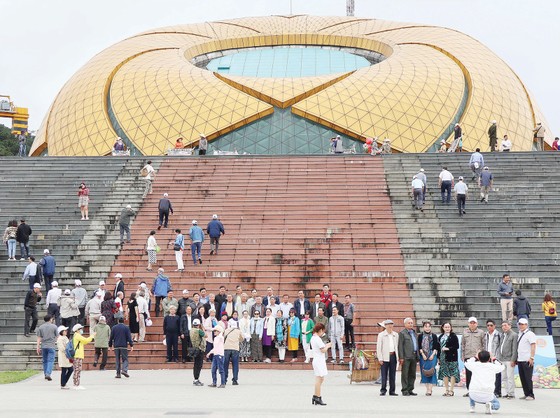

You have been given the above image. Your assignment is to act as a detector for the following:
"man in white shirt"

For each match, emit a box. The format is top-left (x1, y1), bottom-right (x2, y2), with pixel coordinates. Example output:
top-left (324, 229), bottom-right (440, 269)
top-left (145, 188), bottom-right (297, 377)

top-left (464, 350), bottom-right (504, 414)
top-left (279, 294), bottom-right (293, 319)
top-left (137, 290), bottom-right (149, 342)
top-left (454, 176), bottom-right (468, 217)
top-left (45, 281), bottom-right (62, 326)
top-left (376, 319), bottom-right (399, 396)
top-left (141, 160), bottom-right (155, 198)
top-left (416, 168), bottom-right (427, 204)
top-left (411, 175), bottom-right (425, 211)
top-left (516, 318), bottom-right (537, 400)
top-left (500, 135), bottom-right (512, 152)
top-left (438, 166), bottom-right (454, 204)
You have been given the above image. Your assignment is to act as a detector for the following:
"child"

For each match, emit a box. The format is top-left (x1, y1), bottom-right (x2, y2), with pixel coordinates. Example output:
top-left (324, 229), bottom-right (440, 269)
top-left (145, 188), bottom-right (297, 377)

top-left (464, 350), bottom-right (504, 414)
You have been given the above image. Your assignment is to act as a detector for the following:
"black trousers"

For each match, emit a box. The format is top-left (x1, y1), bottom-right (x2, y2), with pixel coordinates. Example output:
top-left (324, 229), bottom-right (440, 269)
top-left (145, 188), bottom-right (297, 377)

top-left (158, 210), bottom-right (169, 227)
top-left (263, 344), bottom-right (273, 359)
top-left (344, 319), bottom-right (355, 347)
top-left (155, 296), bottom-right (164, 316)
top-left (518, 361), bottom-right (535, 397)
top-left (166, 333), bottom-right (179, 361)
top-left (181, 335), bottom-right (192, 361)
top-left (24, 307), bottom-right (38, 334)
top-left (193, 351), bottom-right (204, 380)
top-left (494, 372), bottom-right (502, 395)
top-left (94, 347), bottom-right (108, 369)
top-left (44, 275), bottom-right (54, 293)
top-left (466, 368), bottom-right (472, 389)
top-left (60, 367), bottom-right (73, 387)
top-left (380, 353), bottom-right (397, 394)
top-left (457, 194), bottom-right (466, 215)
top-left (78, 307), bottom-right (86, 325)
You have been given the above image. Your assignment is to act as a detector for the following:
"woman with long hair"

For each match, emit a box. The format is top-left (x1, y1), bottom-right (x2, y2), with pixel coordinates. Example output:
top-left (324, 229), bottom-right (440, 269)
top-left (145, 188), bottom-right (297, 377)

top-left (438, 322), bottom-right (460, 396)
top-left (418, 320), bottom-right (440, 396)
top-left (3, 220), bottom-right (18, 260)
top-left (310, 322), bottom-right (331, 406)
top-left (77, 182), bottom-right (90, 220)
top-left (287, 308), bottom-right (300, 362)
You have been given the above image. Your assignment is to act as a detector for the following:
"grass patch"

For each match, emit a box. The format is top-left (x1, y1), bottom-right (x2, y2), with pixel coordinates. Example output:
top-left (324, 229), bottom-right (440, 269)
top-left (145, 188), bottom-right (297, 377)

top-left (0, 370), bottom-right (40, 384)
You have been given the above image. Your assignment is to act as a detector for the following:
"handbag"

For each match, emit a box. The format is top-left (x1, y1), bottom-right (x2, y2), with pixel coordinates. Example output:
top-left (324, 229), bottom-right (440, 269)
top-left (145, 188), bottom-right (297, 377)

top-left (145, 318), bottom-right (153, 327)
top-left (155, 246), bottom-right (161, 253)
top-left (173, 244), bottom-right (181, 251)
top-left (549, 307), bottom-right (556, 315)
top-left (187, 347), bottom-right (201, 357)
top-left (422, 365), bottom-right (435, 377)
top-left (353, 351), bottom-right (369, 370)
top-left (114, 310), bottom-right (124, 320)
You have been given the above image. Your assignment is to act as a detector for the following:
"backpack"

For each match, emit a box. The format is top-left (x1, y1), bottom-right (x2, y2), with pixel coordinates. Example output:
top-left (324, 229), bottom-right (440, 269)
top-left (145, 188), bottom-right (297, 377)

top-left (65, 339), bottom-right (81, 362)
top-left (140, 166), bottom-right (149, 177)
top-left (8, 228), bottom-right (16, 239)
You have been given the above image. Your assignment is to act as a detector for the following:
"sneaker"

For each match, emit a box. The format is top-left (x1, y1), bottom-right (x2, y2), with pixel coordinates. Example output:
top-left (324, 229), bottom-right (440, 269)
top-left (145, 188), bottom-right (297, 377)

top-left (208, 384), bottom-right (217, 388)
top-left (121, 371), bottom-right (129, 378)
top-left (218, 384), bottom-right (226, 388)
top-left (330, 359), bottom-right (336, 364)
top-left (73, 386), bottom-right (86, 390)
top-left (339, 359), bottom-right (345, 364)
top-left (485, 402), bottom-right (492, 414)
top-left (198, 258), bottom-right (202, 264)
top-left (60, 386), bottom-right (70, 390)
top-left (115, 375), bottom-right (121, 379)
top-left (232, 381), bottom-right (238, 386)
top-left (525, 396), bottom-right (535, 401)
top-left (210, 250), bottom-right (214, 255)
top-left (463, 392), bottom-right (470, 397)
top-left (93, 361), bottom-right (97, 367)
top-left (193, 380), bottom-right (204, 386)
top-left (470, 406), bottom-right (475, 413)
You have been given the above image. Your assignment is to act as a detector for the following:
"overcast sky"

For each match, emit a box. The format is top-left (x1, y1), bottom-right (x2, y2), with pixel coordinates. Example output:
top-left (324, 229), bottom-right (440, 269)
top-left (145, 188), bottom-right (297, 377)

top-left (0, 0), bottom-right (557, 136)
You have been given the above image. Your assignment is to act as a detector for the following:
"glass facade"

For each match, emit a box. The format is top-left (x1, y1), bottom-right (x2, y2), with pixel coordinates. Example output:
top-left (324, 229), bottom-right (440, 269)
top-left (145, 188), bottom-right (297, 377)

top-left (206, 46), bottom-right (371, 78)
top-left (210, 107), bottom-right (361, 155)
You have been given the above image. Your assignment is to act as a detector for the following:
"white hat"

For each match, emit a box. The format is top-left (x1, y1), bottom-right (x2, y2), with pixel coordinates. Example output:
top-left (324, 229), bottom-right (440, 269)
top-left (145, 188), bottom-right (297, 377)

top-left (126, 205), bottom-right (132, 209)
top-left (192, 220), bottom-right (197, 225)
top-left (413, 175), bottom-right (417, 180)
top-left (115, 273), bottom-right (123, 279)
top-left (383, 319), bottom-right (394, 325)
top-left (43, 249), bottom-right (50, 254)
top-left (57, 325), bottom-right (68, 335)
top-left (212, 214), bottom-right (218, 219)
top-left (193, 319), bottom-right (201, 326)
top-left (491, 120), bottom-right (497, 124)
top-left (459, 176), bottom-right (464, 180)
top-left (64, 289), bottom-right (71, 295)
top-left (420, 168), bottom-right (424, 172)
top-left (99, 280), bottom-right (105, 286)
top-left (99, 316), bottom-right (107, 323)
top-left (163, 193), bottom-right (168, 197)
top-left (72, 324), bottom-right (84, 332)
top-left (212, 325), bottom-right (224, 333)
top-left (74, 279), bottom-right (82, 286)
top-left (199, 133), bottom-right (206, 137)
top-left (117, 136), bottom-right (122, 140)
top-left (140, 283), bottom-right (147, 289)
top-left (455, 123), bottom-right (460, 126)
top-left (182, 289), bottom-right (189, 294)
top-left (51, 281), bottom-right (58, 287)
top-left (95, 290), bottom-right (104, 297)
top-left (33, 283), bottom-right (41, 289)
top-left (468, 316), bottom-right (478, 323)
top-left (518, 318), bottom-right (529, 325)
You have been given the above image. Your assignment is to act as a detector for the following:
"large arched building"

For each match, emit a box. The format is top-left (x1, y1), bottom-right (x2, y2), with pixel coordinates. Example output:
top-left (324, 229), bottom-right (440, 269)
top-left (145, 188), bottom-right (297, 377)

top-left (31, 15), bottom-right (552, 156)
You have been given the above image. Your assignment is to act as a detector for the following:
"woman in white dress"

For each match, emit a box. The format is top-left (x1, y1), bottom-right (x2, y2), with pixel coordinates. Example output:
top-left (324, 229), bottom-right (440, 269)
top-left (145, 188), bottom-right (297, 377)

top-left (310, 323), bottom-right (332, 406)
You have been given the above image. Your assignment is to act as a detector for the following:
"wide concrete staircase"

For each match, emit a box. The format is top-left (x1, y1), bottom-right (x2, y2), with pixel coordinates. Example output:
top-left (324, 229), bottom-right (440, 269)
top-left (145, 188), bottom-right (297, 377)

top-left (0, 157), bottom-right (152, 370)
top-left (105, 156), bottom-right (415, 369)
top-left (385, 152), bottom-right (560, 360)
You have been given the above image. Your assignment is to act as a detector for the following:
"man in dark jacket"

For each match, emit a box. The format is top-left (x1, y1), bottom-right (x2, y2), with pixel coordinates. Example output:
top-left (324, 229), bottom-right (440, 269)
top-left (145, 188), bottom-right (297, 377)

top-left (113, 273), bottom-right (125, 298)
top-left (398, 317), bottom-right (419, 396)
top-left (109, 317), bottom-right (134, 378)
top-left (488, 121), bottom-right (497, 152)
top-left (513, 290), bottom-right (532, 320)
top-left (24, 283), bottom-right (42, 337)
top-left (16, 219), bottom-right (32, 259)
top-left (157, 193), bottom-right (173, 230)
top-left (206, 214), bottom-right (225, 255)
top-left (39, 249), bottom-right (56, 293)
top-left (327, 293), bottom-right (344, 318)
top-left (119, 205), bottom-right (135, 244)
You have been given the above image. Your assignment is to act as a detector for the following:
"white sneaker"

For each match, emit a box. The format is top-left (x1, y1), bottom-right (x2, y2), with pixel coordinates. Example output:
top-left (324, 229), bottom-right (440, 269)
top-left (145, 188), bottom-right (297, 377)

top-left (470, 406), bottom-right (475, 413)
top-left (73, 386), bottom-right (86, 390)
top-left (485, 402), bottom-right (492, 415)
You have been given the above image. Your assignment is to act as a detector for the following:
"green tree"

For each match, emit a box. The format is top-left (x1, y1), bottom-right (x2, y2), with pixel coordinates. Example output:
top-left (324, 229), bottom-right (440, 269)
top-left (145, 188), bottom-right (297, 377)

top-left (0, 124), bottom-right (35, 156)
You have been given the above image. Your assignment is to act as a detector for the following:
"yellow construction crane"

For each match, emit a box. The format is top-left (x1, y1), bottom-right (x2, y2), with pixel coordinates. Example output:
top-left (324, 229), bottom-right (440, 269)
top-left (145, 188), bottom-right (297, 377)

top-left (0, 95), bottom-right (29, 135)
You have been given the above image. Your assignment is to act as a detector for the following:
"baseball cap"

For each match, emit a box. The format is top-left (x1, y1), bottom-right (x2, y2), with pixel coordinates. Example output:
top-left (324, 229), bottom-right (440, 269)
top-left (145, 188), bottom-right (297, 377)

top-left (74, 279), bottom-right (82, 286)
top-left (99, 316), bottom-right (107, 323)
top-left (192, 220), bottom-right (197, 225)
top-left (51, 281), bottom-right (58, 287)
top-left (420, 168), bottom-right (424, 172)
top-left (95, 290), bottom-right (104, 297)
top-left (163, 193), bottom-right (168, 197)
top-left (64, 289), bottom-right (71, 295)
top-left (212, 214), bottom-right (218, 219)
top-left (126, 205), bottom-right (132, 209)
top-left (384, 319), bottom-right (394, 325)
top-left (33, 283), bottom-right (41, 289)
top-left (99, 280), bottom-right (105, 286)
top-left (459, 176), bottom-right (464, 180)
top-left (43, 249), bottom-right (50, 254)
top-left (468, 317), bottom-right (478, 323)
top-left (182, 289), bottom-right (189, 295)
top-left (518, 318), bottom-right (529, 325)
top-left (115, 273), bottom-right (123, 279)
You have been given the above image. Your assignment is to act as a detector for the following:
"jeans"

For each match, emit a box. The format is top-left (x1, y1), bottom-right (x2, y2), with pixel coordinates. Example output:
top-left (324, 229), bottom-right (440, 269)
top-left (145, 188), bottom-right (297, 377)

top-left (158, 210), bottom-right (169, 227)
top-left (224, 349), bottom-right (240, 383)
top-left (211, 354), bottom-right (225, 385)
top-left (115, 347), bottom-right (129, 374)
top-left (27, 275), bottom-right (38, 290)
top-left (7, 239), bottom-right (16, 258)
top-left (24, 307), bottom-right (38, 334)
top-left (469, 395), bottom-right (500, 410)
top-left (19, 143), bottom-right (27, 157)
top-left (545, 316), bottom-right (556, 335)
top-left (19, 242), bottom-right (30, 259)
top-left (60, 367), bottom-right (73, 387)
top-left (41, 348), bottom-right (55, 376)
top-left (440, 181), bottom-right (452, 203)
top-left (380, 353), bottom-right (397, 394)
top-left (191, 242), bottom-right (202, 265)
top-left (119, 224), bottom-right (130, 242)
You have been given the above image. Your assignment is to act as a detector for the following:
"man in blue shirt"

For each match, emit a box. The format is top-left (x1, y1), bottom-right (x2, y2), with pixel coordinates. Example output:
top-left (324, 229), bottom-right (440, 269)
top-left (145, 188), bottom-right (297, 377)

top-left (39, 249), bottom-right (56, 293)
top-left (469, 148), bottom-right (484, 181)
top-left (398, 317), bottom-right (419, 396)
top-left (479, 167), bottom-right (493, 203)
top-left (189, 220), bottom-right (204, 265)
top-left (206, 214), bottom-right (225, 256)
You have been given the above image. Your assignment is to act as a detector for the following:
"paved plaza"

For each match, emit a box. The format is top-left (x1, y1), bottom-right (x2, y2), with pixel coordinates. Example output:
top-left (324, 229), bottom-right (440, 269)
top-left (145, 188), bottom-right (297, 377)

top-left (2, 369), bottom-right (559, 417)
